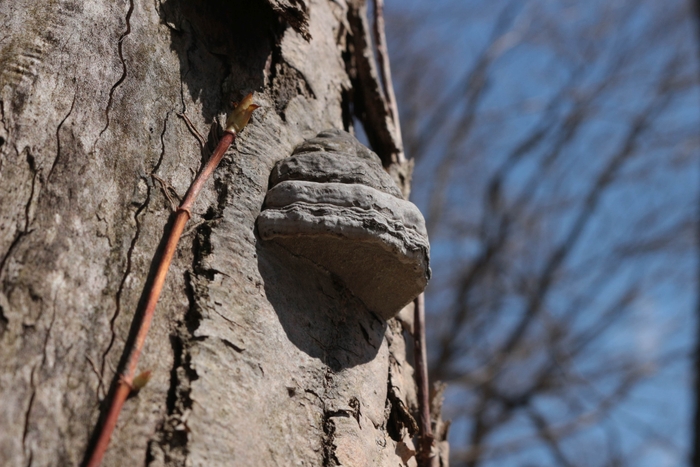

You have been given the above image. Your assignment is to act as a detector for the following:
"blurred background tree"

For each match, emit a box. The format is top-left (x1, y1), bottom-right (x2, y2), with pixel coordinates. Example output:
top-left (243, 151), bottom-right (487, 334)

top-left (380, 0), bottom-right (700, 465)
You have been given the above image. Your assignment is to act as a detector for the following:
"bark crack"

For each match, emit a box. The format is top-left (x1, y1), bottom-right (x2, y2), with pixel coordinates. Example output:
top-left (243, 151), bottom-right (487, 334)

top-left (0, 150), bottom-right (37, 274)
top-left (154, 111), bottom-right (172, 174)
top-left (322, 410), bottom-right (341, 467)
top-left (99, 177), bottom-right (150, 381)
top-left (41, 298), bottom-right (58, 368)
top-left (385, 327), bottom-right (419, 444)
top-left (0, 98), bottom-right (11, 153)
top-left (47, 90), bottom-right (76, 183)
top-left (99, 0), bottom-right (135, 138)
top-left (220, 337), bottom-right (244, 353)
top-left (0, 231), bottom-right (31, 277)
top-left (267, 44), bottom-right (316, 122)
top-left (316, 369), bottom-right (359, 467)
top-left (146, 275), bottom-right (200, 466)
top-left (24, 151), bottom-right (39, 231)
top-left (22, 366), bottom-right (37, 467)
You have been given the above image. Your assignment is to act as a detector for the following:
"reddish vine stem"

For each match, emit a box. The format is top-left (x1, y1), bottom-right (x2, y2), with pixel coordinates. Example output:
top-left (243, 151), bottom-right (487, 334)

top-left (85, 95), bottom-right (258, 467)
top-left (413, 293), bottom-right (435, 465)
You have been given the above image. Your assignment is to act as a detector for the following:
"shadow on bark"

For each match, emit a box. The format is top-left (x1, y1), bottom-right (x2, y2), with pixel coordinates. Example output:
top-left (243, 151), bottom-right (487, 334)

top-left (256, 240), bottom-right (387, 371)
top-left (160, 0), bottom-right (279, 122)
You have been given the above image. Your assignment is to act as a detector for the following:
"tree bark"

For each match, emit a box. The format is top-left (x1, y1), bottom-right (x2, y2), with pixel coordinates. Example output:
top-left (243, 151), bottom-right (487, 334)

top-left (0, 0), bottom-right (426, 465)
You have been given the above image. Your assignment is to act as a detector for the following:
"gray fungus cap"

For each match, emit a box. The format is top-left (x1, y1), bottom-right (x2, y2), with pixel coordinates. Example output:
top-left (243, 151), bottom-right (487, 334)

top-left (257, 129), bottom-right (430, 320)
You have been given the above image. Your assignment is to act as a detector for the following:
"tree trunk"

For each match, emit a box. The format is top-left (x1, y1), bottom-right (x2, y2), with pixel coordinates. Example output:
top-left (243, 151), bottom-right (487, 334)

top-left (0, 0), bottom-right (428, 465)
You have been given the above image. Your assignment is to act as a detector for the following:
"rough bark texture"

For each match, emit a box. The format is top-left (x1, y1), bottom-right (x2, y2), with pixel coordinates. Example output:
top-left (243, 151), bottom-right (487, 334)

top-left (0, 0), bottom-right (426, 466)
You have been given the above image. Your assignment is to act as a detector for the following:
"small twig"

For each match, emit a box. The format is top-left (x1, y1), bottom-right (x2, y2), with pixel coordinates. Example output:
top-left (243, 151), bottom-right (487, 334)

top-left (373, 0), bottom-right (404, 164)
top-left (181, 219), bottom-right (208, 238)
top-left (413, 293), bottom-right (435, 466)
top-left (176, 111), bottom-right (207, 150)
top-left (86, 355), bottom-right (107, 400)
top-left (85, 94), bottom-right (259, 467)
top-left (150, 174), bottom-right (180, 211)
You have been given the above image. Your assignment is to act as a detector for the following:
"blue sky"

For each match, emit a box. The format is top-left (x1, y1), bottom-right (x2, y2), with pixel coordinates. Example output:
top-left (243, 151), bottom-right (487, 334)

top-left (382, 0), bottom-right (700, 465)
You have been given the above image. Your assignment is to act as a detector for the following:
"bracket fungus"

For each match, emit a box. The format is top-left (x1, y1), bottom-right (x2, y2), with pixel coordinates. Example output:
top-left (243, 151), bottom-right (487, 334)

top-left (257, 129), bottom-right (430, 320)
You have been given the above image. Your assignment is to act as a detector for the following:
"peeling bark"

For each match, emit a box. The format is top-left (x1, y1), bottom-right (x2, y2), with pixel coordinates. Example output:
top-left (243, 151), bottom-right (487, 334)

top-left (0, 0), bottom-right (432, 466)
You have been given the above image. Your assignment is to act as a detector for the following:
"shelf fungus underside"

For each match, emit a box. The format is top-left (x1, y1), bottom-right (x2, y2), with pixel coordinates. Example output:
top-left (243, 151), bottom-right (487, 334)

top-left (257, 130), bottom-right (431, 320)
